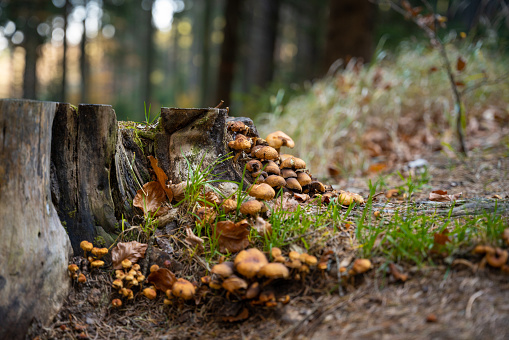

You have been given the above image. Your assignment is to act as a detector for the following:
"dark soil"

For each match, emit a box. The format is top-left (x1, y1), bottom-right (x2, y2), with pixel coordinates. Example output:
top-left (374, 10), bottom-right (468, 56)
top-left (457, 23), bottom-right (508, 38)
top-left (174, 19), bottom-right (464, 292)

top-left (29, 136), bottom-right (509, 340)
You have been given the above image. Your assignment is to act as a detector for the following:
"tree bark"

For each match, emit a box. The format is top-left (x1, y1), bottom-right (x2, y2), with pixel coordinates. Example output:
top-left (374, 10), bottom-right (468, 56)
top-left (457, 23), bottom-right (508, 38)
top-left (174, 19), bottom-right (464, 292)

top-left (143, 0), bottom-right (154, 105)
top-left (0, 99), bottom-right (72, 340)
top-left (51, 104), bottom-right (118, 253)
top-left (323, 0), bottom-right (375, 72)
top-left (216, 0), bottom-right (242, 105)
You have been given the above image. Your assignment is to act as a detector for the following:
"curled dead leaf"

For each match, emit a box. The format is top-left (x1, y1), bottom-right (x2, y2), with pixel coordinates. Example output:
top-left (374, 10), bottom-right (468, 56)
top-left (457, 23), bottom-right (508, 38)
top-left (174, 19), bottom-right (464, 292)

top-left (389, 263), bottom-right (408, 282)
top-left (147, 268), bottom-right (177, 292)
top-left (253, 216), bottom-right (272, 237)
top-left (429, 190), bottom-right (462, 202)
top-left (215, 220), bottom-right (250, 253)
top-left (133, 181), bottom-right (168, 217)
top-left (148, 156), bottom-right (173, 202)
top-left (185, 226), bottom-right (204, 253)
top-left (293, 193), bottom-right (310, 202)
top-left (111, 241), bottom-right (148, 269)
top-left (222, 307), bottom-right (249, 322)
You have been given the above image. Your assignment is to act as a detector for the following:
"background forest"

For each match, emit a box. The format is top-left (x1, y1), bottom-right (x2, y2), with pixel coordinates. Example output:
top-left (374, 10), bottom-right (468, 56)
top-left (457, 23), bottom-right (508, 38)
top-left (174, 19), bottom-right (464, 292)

top-left (1, 0), bottom-right (508, 122)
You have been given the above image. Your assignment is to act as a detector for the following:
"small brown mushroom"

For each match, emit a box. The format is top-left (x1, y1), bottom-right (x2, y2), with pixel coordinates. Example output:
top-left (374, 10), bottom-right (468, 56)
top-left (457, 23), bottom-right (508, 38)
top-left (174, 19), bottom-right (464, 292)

top-left (246, 159), bottom-right (262, 173)
top-left (172, 278), bottom-right (196, 300)
top-left (281, 168), bottom-right (298, 179)
top-left (240, 200), bottom-right (264, 216)
top-left (91, 247), bottom-right (108, 259)
top-left (253, 146), bottom-right (279, 161)
top-left (285, 178), bottom-right (302, 192)
top-left (266, 131), bottom-right (295, 154)
top-left (351, 259), bottom-right (372, 274)
top-left (222, 276), bottom-right (248, 294)
top-left (150, 264), bottom-right (160, 272)
top-left (264, 161), bottom-right (281, 176)
top-left (220, 198), bottom-right (237, 214)
top-left (248, 183), bottom-right (275, 201)
top-left (90, 260), bottom-right (105, 269)
top-left (234, 248), bottom-right (269, 278)
top-left (486, 248), bottom-right (508, 268)
top-left (297, 172), bottom-right (312, 187)
top-left (80, 240), bottom-right (93, 258)
top-left (228, 134), bottom-right (252, 152)
top-left (111, 299), bottom-right (122, 308)
top-left (258, 263), bottom-right (290, 279)
top-left (338, 191), bottom-right (364, 205)
top-left (280, 157), bottom-right (306, 170)
top-left (211, 261), bottom-right (235, 278)
top-left (142, 287), bottom-right (157, 300)
top-left (77, 273), bottom-right (87, 283)
top-left (271, 247), bottom-right (282, 259)
top-left (68, 264), bottom-right (79, 274)
top-left (310, 181), bottom-right (326, 194)
top-left (121, 259), bottom-right (132, 269)
top-left (245, 282), bottom-right (261, 299)
top-left (289, 251), bottom-right (300, 261)
top-left (264, 175), bottom-right (286, 190)
top-left (112, 279), bottom-right (123, 290)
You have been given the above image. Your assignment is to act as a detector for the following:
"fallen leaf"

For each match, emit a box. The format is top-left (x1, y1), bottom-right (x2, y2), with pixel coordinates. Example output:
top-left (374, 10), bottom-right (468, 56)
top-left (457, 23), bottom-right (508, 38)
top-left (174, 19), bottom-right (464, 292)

top-left (293, 193), bottom-right (309, 202)
top-left (222, 307), bottom-right (249, 322)
top-left (147, 268), bottom-right (177, 292)
top-left (148, 156), bottom-right (173, 202)
top-left (389, 263), bottom-right (408, 282)
top-left (368, 163), bottom-right (387, 173)
top-left (253, 216), bottom-right (272, 237)
top-left (133, 181), bottom-right (167, 216)
top-left (457, 56), bottom-right (466, 72)
top-left (185, 226), bottom-right (204, 252)
top-left (434, 229), bottom-right (451, 245)
top-left (338, 191), bottom-right (364, 205)
top-left (429, 190), bottom-right (462, 202)
top-left (196, 206), bottom-right (217, 225)
top-left (385, 189), bottom-right (400, 198)
top-left (274, 192), bottom-right (299, 212)
top-left (169, 181), bottom-right (186, 202)
top-left (111, 241), bottom-right (148, 269)
top-left (215, 220), bottom-right (250, 253)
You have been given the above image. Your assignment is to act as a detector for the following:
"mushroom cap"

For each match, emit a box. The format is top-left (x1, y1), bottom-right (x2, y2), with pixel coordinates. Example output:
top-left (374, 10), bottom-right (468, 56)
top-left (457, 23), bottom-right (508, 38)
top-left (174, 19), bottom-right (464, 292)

top-left (285, 178), bottom-right (302, 192)
top-left (310, 181), bottom-right (326, 193)
top-left (352, 259), bottom-right (372, 274)
top-left (240, 200), bottom-right (264, 216)
top-left (266, 131), bottom-right (295, 150)
top-left (289, 251), bottom-right (300, 261)
top-left (245, 282), bottom-right (261, 299)
top-left (91, 260), bottom-right (105, 268)
top-left (221, 198), bottom-right (237, 214)
top-left (280, 157), bottom-right (306, 170)
top-left (234, 248), bottom-right (269, 279)
top-left (211, 261), bottom-right (235, 278)
top-left (222, 276), bottom-right (248, 293)
top-left (271, 247), bottom-right (282, 259)
top-left (77, 273), bottom-right (87, 283)
top-left (285, 259), bottom-right (302, 269)
top-left (246, 159), bottom-right (263, 172)
top-left (111, 299), bottom-right (123, 308)
top-left (264, 161), bottom-right (281, 176)
top-left (301, 254), bottom-right (317, 266)
top-left (80, 240), bottom-right (93, 252)
top-left (258, 263), bottom-right (290, 279)
top-left (280, 154), bottom-right (293, 162)
top-left (264, 175), bottom-right (286, 189)
top-left (297, 172), bottom-right (312, 187)
top-left (252, 170), bottom-right (268, 183)
top-left (112, 279), bottom-right (123, 290)
top-left (281, 168), bottom-right (298, 179)
top-left (253, 146), bottom-right (279, 161)
top-left (338, 191), bottom-right (364, 205)
top-left (227, 120), bottom-right (248, 134)
top-left (228, 134), bottom-right (252, 152)
top-left (486, 248), bottom-right (509, 268)
top-left (121, 259), bottom-right (132, 269)
top-left (172, 278), bottom-right (196, 300)
top-left (142, 287), bottom-right (157, 300)
top-left (68, 264), bottom-right (79, 272)
top-left (150, 264), bottom-right (160, 272)
top-left (248, 183), bottom-right (275, 201)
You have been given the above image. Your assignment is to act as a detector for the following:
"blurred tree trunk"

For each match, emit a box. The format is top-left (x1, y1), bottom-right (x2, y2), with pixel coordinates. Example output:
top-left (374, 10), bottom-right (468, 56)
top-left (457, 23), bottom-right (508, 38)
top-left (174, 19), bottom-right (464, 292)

top-left (200, 0), bottom-right (212, 106)
top-left (247, 0), bottom-right (280, 89)
top-left (61, 0), bottom-right (69, 102)
top-left (323, 0), bottom-right (375, 72)
top-left (216, 0), bottom-right (242, 106)
top-left (80, 0), bottom-right (89, 103)
top-left (143, 0), bottom-right (154, 105)
top-left (22, 23), bottom-right (38, 99)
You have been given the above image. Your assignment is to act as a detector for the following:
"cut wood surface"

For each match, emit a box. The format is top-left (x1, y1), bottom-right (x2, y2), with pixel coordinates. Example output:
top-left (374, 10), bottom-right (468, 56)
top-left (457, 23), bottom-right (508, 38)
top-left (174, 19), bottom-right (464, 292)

top-left (0, 99), bottom-right (71, 340)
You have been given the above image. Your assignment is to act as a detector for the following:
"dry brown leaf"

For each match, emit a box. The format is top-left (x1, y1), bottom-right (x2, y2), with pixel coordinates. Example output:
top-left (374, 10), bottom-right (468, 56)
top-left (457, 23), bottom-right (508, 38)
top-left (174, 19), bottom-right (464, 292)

top-left (434, 229), bottom-right (451, 246)
top-left (147, 268), bottom-right (177, 292)
top-left (148, 156), bottom-right (173, 202)
top-left (185, 226), bottom-right (204, 253)
top-left (274, 192), bottom-right (299, 212)
top-left (222, 307), bottom-right (249, 322)
top-left (389, 263), bottom-right (408, 282)
top-left (169, 182), bottom-right (186, 202)
top-left (215, 220), bottom-right (250, 253)
top-left (429, 190), bottom-right (462, 202)
top-left (133, 181), bottom-right (167, 216)
top-left (293, 193), bottom-right (310, 202)
top-left (457, 56), bottom-right (466, 72)
top-left (111, 241), bottom-right (148, 269)
top-left (385, 189), bottom-right (400, 198)
top-left (253, 216), bottom-right (272, 237)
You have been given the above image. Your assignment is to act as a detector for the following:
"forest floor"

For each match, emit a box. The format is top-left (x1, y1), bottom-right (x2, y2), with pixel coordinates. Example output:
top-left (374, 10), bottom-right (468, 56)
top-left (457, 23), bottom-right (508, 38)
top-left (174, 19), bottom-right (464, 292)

top-left (29, 131), bottom-right (509, 340)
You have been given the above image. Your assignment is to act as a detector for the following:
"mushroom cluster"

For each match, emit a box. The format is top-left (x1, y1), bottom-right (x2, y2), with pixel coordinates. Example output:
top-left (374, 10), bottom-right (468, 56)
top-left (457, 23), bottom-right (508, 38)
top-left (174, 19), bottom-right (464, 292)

top-left (200, 247), bottom-right (320, 307)
top-left (80, 240), bottom-right (108, 269)
top-left (112, 259), bottom-right (146, 301)
top-left (473, 245), bottom-right (509, 272)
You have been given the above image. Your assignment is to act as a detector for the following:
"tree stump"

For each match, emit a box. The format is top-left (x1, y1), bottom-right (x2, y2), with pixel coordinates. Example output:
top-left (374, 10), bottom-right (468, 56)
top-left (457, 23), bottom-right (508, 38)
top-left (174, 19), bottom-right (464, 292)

top-left (51, 104), bottom-right (118, 253)
top-left (0, 99), bottom-right (72, 340)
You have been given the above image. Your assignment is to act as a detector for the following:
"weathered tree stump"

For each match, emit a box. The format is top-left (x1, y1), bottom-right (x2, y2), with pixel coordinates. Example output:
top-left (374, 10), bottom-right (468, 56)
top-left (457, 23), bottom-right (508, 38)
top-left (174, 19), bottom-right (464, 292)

top-left (0, 99), bottom-right (72, 340)
top-left (160, 107), bottom-right (251, 192)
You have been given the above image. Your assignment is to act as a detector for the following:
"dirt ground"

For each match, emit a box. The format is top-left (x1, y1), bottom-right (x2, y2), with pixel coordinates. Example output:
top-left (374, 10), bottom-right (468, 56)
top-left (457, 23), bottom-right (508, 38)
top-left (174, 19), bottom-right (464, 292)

top-left (29, 133), bottom-right (509, 340)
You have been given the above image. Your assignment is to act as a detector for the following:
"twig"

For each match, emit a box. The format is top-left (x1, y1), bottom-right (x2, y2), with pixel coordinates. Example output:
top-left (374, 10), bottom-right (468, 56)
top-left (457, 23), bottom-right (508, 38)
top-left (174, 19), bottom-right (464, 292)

top-left (461, 72), bottom-right (509, 96)
top-left (466, 290), bottom-right (483, 319)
